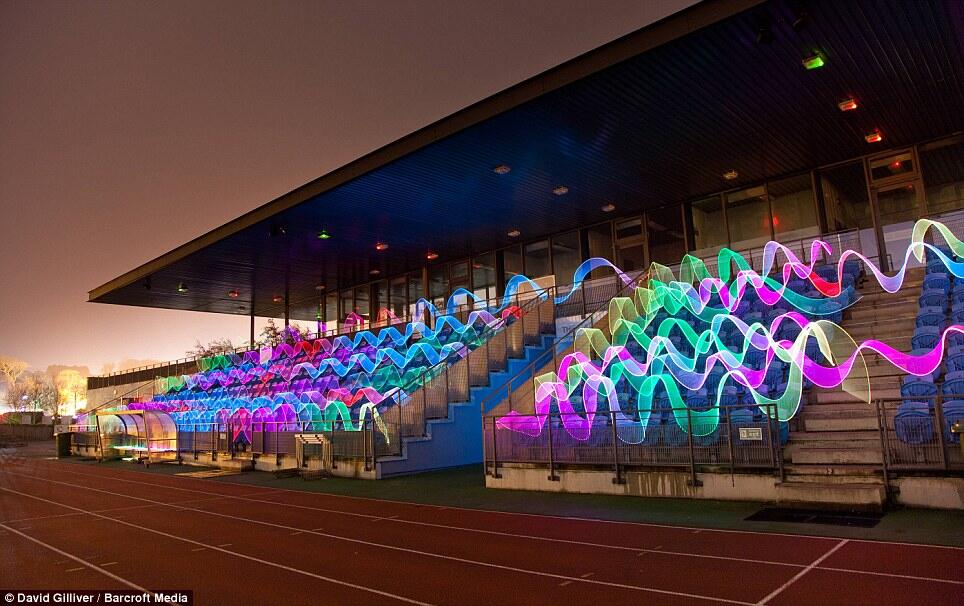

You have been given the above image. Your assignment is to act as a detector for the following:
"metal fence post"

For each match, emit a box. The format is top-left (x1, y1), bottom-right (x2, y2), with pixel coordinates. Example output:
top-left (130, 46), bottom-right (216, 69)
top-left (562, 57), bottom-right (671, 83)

top-left (934, 395), bottom-right (948, 470)
top-left (546, 413), bottom-right (558, 481)
top-left (686, 407), bottom-right (701, 487)
top-left (491, 416), bottom-right (501, 478)
top-left (611, 411), bottom-right (623, 484)
top-left (873, 399), bottom-right (891, 494)
top-left (770, 403), bottom-right (785, 482)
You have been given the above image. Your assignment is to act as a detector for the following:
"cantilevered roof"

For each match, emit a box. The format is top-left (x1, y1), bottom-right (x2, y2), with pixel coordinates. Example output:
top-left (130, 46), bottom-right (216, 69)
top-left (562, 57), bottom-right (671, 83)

top-left (89, 0), bottom-right (964, 321)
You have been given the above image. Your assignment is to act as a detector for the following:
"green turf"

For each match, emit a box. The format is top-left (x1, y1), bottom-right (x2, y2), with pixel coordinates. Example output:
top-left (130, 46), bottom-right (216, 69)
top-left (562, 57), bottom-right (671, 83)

top-left (65, 457), bottom-right (964, 547)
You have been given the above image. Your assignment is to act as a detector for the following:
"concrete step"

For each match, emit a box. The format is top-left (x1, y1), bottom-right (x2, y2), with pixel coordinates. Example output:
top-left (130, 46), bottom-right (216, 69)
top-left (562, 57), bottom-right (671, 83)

top-left (784, 462), bottom-right (883, 478)
top-left (775, 481), bottom-right (886, 512)
top-left (816, 388), bottom-right (897, 403)
top-left (790, 446), bottom-right (882, 465)
top-left (786, 438), bottom-right (880, 450)
top-left (789, 430), bottom-right (880, 441)
top-left (803, 414), bottom-right (879, 432)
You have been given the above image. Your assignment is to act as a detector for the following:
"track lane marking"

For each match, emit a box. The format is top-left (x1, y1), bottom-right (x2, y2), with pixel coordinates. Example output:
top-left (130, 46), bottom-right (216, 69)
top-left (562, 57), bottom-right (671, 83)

top-left (0, 485), bottom-right (434, 606)
top-left (1, 476), bottom-right (756, 605)
top-left (36, 459), bottom-right (964, 552)
top-left (0, 468), bottom-right (807, 568)
top-left (0, 522), bottom-right (159, 597)
top-left (756, 539), bottom-right (850, 605)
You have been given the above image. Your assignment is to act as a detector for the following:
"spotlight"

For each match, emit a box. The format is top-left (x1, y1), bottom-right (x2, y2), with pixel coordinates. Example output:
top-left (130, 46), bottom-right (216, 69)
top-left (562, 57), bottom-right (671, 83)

top-left (176, 283), bottom-right (188, 293)
top-left (838, 98), bottom-right (858, 111)
top-left (375, 242), bottom-right (389, 251)
top-left (802, 50), bottom-right (825, 70)
top-left (426, 251), bottom-right (439, 261)
top-left (601, 203), bottom-right (616, 213)
top-left (723, 170), bottom-right (739, 181)
top-left (228, 290), bottom-right (240, 298)
top-left (272, 295), bottom-right (283, 303)
top-left (552, 185), bottom-right (569, 196)
top-left (865, 130), bottom-right (883, 143)
top-left (317, 229), bottom-right (331, 240)
top-left (507, 229), bottom-right (521, 238)
top-left (493, 164), bottom-right (511, 175)
top-left (369, 269), bottom-right (381, 275)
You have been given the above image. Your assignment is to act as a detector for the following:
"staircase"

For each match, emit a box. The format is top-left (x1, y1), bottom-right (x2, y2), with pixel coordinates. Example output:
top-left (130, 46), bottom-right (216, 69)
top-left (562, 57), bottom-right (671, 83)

top-left (375, 298), bottom-right (557, 477)
top-left (777, 268), bottom-right (924, 510)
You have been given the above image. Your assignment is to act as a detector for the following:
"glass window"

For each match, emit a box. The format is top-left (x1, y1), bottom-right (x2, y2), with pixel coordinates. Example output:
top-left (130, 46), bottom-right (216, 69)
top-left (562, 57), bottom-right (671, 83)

top-left (408, 272), bottom-right (424, 320)
top-left (472, 252), bottom-right (497, 306)
top-left (819, 161), bottom-right (878, 263)
top-left (691, 196), bottom-right (727, 251)
top-left (725, 186), bottom-right (770, 250)
top-left (503, 245), bottom-right (523, 280)
top-left (338, 289), bottom-right (353, 325)
top-left (769, 174), bottom-right (818, 241)
top-left (372, 280), bottom-right (388, 325)
top-left (870, 153), bottom-right (915, 182)
top-left (428, 266), bottom-right (446, 303)
top-left (921, 139), bottom-right (964, 216)
top-left (354, 286), bottom-right (370, 326)
top-left (587, 222), bottom-right (614, 260)
top-left (615, 217), bottom-right (646, 273)
top-left (647, 205), bottom-right (687, 267)
top-left (524, 240), bottom-right (551, 279)
top-left (324, 292), bottom-right (338, 333)
top-left (551, 231), bottom-right (581, 287)
top-left (390, 277), bottom-right (407, 320)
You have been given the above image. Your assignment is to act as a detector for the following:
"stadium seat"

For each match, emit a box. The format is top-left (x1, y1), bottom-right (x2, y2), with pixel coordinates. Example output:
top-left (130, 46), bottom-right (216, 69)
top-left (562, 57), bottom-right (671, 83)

top-left (923, 272), bottom-right (951, 294)
top-left (942, 400), bottom-right (964, 444)
top-left (916, 310), bottom-right (947, 328)
top-left (919, 289), bottom-right (948, 308)
top-left (912, 326), bottom-right (941, 350)
top-left (895, 401), bottom-right (934, 444)
top-left (941, 370), bottom-right (964, 399)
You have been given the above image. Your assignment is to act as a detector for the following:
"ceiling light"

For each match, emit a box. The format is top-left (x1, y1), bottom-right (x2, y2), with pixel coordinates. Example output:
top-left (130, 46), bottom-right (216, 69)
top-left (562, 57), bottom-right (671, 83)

top-left (507, 229), bottom-right (521, 238)
top-left (314, 284), bottom-right (325, 291)
top-left (552, 185), bottom-right (569, 196)
top-left (317, 229), bottom-right (331, 240)
top-left (176, 283), bottom-right (188, 293)
top-left (227, 290), bottom-right (239, 298)
top-left (272, 295), bottom-right (283, 303)
top-left (425, 251), bottom-right (439, 261)
top-left (838, 98), bottom-right (858, 111)
top-left (723, 170), bottom-right (738, 181)
top-left (493, 164), bottom-right (511, 175)
top-left (802, 51), bottom-right (825, 70)
top-left (601, 203), bottom-right (616, 213)
top-left (369, 269), bottom-right (381, 275)
top-left (374, 241), bottom-right (389, 251)
top-left (865, 130), bottom-right (883, 143)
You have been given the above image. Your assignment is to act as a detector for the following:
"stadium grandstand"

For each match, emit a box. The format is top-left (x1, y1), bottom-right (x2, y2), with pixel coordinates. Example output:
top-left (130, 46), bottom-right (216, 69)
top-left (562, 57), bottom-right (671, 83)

top-left (72, 0), bottom-right (964, 512)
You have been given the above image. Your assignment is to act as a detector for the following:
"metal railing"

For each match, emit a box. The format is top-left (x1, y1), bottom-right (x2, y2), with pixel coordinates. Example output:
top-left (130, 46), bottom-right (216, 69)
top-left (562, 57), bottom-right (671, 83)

top-left (876, 395), bottom-right (964, 473)
top-left (484, 404), bottom-right (784, 486)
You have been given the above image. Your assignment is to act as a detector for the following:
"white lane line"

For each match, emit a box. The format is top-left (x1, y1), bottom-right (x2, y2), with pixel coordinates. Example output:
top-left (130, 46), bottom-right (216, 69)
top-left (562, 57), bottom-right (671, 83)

top-left (218, 543), bottom-right (233, 547)
top-left (190, 547), bottom-right (207, 552)
top-left (65, 567), bottom-right (84, 573)
top-left (1, 492), bottom-right (257, 524)
top-left (580, 572), bottom-right (594, 578)
top-left (815, 566), bottom-right (964, 586)
top-left (0, 523), bottom-right (150, 593)
top-left (558, 580), bottom-right (572, 587)
top-left (0, 477), bottom-right (754, 606)
top-left (0, 468), bottom-right (802, 569)
top-left (756, 539), bottom-right (850, 605)
top-left (8, 462), bottom-right (848, 549)
top-left (100, 562), bottom-right (118, 567)
top-left (0, 486), bottom-right (434, 606)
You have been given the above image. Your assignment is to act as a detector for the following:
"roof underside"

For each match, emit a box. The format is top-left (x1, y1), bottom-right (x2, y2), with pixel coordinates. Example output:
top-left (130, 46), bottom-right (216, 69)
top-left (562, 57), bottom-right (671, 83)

top-left (90, 0), bottom-right (964, 320)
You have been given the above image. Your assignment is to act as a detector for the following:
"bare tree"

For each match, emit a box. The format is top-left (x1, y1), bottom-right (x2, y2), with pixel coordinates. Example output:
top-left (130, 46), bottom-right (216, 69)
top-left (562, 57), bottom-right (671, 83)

top-left (185, 337), bottom-right (235, 358)
top-left (5, 371), bottom-right (57, 415)
top-left (0, 355), bottom-right (28, 388)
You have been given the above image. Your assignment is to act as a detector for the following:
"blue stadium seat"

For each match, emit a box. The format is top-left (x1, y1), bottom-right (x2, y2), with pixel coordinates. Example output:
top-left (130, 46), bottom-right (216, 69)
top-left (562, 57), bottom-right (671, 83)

top-left (895, 401), bottom-right (934, 444)
top-left (923, 273), bottom-right (951, 294)
top-left (942, 400), bottom-right (964, 444)
top-left (920, 289), bottom-right (948, 309)
top-left (902, 375), bottom-right (937, 406)
top-left (912, 326), bottom-right (941, 350)
top-left (916, 310), bottom-right (947, 328)
top-left (946, 351), bottom-right (964, 374)
top-left (941, 370), bottom-right (964, 399)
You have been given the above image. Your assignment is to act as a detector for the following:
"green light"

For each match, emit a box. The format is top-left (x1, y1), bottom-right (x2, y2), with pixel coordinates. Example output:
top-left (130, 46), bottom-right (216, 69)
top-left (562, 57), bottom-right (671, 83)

top-left (317, 229), bottom-right (331, 240)
top-left (802, 51), bottom-right (825, 70)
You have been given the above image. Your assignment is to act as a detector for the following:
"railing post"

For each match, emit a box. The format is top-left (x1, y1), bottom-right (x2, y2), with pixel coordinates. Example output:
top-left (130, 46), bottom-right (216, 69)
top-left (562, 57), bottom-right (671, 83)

top-left (873, 399), bottom-right (891, 495)
top-left (363, 417), bottom-right (370, 472)
top-left (581, 281), bottom-right (588, 319)
top-left (211, 423), bottom-right (216, 460)
top-left (772, 403), bottom-right (785, 482)
top-left (490, 416), bottom-right (501, 478)
top-left (611, 411), bottom-right (623, 485)
top-left (546, 412), bottom-right (558, 481)
top-left (934, 395), bottom-right (948, 470)
top-left (275, 425), bottom-right (281, 466)
top-left (685, 406), bottom-right (701, 487)
top-left (725, 406), bottom-right (735, 477)
top-left (193, 423), bottom-right (198, 461)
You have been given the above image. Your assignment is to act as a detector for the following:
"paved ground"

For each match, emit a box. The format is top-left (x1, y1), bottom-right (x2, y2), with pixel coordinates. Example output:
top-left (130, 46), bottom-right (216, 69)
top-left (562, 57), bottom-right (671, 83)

top-left (0, 444), bottom-right (962, 605)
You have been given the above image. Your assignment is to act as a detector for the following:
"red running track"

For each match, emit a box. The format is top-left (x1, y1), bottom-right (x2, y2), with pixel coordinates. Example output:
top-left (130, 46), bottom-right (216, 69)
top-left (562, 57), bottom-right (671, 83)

top-left (0, 456), bottom-right (961, 605)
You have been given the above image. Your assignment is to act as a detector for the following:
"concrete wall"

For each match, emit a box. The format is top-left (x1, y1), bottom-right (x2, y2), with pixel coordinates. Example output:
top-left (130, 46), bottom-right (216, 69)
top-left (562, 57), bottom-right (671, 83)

top-left (894, 477), bottom-right (964, 510)
top-left (487, 465), bottom-right (780, 502)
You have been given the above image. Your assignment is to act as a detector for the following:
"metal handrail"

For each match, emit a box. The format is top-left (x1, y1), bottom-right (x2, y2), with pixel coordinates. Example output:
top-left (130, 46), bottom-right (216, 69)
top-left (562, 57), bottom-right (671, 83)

top-left (476, 274), bottom-right (641, 415)
top-left (77, 379), bottom-right (155, 417)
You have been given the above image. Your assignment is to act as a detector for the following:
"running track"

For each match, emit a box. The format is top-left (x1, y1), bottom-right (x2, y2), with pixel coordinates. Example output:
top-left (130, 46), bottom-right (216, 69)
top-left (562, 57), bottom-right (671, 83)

top-left (0, 454), bottom-right (961, 605)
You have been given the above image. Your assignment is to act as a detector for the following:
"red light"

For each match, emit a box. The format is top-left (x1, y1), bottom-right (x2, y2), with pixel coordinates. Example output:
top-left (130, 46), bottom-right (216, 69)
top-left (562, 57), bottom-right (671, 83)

top-left (889, 160), bottom-right (903, 172)
top-left (228, 290), bottom-right (239, 298)
top-left (771, 215), bottom-right (780, 227)
top-left (375, 242), bottom-right (389, 251)
top-left (865, 130), bottom-right (883, 143)
top-left (838, 98), bottom-right (858, 111)
top-left (272, 295), bottom-right (283, 303)
top-left (425, 251), bottom-right (439, 261)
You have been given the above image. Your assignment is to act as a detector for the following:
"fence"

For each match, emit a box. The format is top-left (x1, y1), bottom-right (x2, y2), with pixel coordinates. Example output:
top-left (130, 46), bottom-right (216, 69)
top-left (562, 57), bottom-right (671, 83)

top-left (484, 405), bottom-right (783, 485)
top-left (877, 396), bottom-right (964, 474)
top-left (0, 424), bottom-right (54, 443)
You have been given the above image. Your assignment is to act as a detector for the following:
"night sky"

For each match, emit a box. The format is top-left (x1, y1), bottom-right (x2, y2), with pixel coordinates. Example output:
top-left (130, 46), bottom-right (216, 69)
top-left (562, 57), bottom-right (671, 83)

top-left (0, 0), bottom-right (692, 373)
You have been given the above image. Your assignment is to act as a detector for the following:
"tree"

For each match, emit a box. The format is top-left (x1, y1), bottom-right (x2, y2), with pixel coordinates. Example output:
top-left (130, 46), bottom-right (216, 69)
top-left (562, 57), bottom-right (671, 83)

top-left (5, 372), bottom-right (58, 415)
top-left (54, 369), bottom-right (87, 415)
top-left (186, 337), bottom-right (235, 358)
top-left (0, 355), bottom-right (28, 388)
